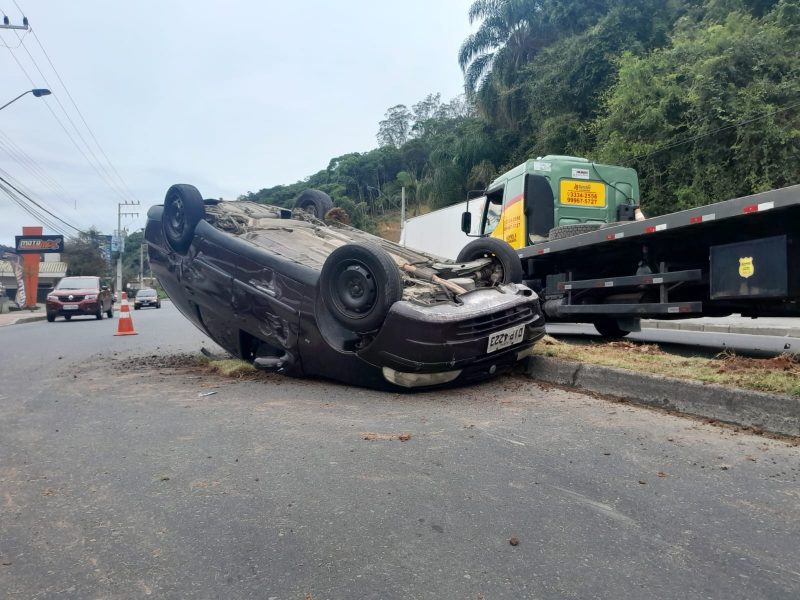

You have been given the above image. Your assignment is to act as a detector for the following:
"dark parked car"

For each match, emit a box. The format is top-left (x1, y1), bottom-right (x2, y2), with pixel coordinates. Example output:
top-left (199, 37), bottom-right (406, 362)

top-left (46, 276), bottom-right (114, 322)
top-left (145, 184), bottom-right (545, 390)
top-left (134, 288), bottom-right (161, 309)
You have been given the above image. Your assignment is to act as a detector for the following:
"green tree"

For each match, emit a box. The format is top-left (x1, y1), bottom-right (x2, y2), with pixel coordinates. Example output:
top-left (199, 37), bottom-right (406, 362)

top-left (596, 2), bottom-right (800, 214)
top-left (63, 228), bottom-right (110, 278)
top-left (377, 105), bottom-right (413, 148)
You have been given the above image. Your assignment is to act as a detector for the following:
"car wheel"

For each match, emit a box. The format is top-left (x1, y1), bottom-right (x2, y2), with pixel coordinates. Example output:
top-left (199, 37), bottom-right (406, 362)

top-left (548, 223), bottom-right (603, 240)
top-left (593, 318), bottom-right (630, 339)
top-left (293, 189), bottom-right (334, 219)
top-left (319, 242), bottom-right (402, 333)
top-left (134, 305), bottom-right (140, 310)
top-left (456, 238), bottom-right (523, 284)
top-left (163, 183), bottom-right (206, 254)
top-left (46, 313), bottom-right (55, 322)
top-left (63, 314), bottom-right (71, 321)
top-left (156, 302), bottom-right (161, 308)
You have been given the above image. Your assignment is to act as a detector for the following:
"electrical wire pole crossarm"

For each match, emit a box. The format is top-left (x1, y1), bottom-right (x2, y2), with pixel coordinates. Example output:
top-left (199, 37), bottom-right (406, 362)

top-left (116, 201), bottom-right (140, 296)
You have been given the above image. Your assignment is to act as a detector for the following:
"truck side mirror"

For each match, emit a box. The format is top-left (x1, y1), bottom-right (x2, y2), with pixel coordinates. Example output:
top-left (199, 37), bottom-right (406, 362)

top-left (461, 211), bottom-right (472, 234)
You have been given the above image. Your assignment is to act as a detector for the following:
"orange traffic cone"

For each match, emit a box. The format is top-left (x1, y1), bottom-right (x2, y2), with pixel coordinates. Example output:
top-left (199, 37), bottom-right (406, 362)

top-left (114, 292), bottom-right (138, 336)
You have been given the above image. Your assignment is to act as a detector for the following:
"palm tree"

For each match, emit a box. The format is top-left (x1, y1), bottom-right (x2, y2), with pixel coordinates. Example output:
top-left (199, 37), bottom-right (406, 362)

top-left (458, 0), bottom-right (548, 101)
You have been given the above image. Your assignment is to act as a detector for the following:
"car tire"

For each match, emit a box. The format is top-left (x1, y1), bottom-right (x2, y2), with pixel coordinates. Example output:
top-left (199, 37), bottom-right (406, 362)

top-left (157, 302), bottom-right (161, 308)
top-left (456, 238), bottom-right (523, 284)
top-left (163, 183), bottom-right (206, 254)
top-left (46, 313), bottom-right (55, 322)
top-left (64, 314), bottom-right (71, 321)
top-left (319, 242), bottom-right (402, 333)
top-left (548, 223), bottom-right (603, 240)
top-left (293, 189), bottom-right (334, 219)
top-left (134, 305), bottom-right (140, 310)
top-left (593, 318), bottom-right (630, 339)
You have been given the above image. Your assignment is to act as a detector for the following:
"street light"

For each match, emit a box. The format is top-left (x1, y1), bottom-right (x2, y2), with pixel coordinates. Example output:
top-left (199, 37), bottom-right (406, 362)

top-left (0, 88), bottom-right (51, 112)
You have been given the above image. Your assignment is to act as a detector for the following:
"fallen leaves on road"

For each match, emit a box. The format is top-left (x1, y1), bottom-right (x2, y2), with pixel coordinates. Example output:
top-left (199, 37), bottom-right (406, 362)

top-left (657, 471), bottom-right (667, 478)
top-left (606, 341), bottom-right (662, 355)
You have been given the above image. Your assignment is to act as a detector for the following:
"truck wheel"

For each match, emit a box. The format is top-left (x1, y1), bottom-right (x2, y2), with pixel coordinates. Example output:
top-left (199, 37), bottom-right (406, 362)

top-left (456, 238), bottom-right (523, 284)
top-left (163, 184), bottom-right (206, 254)
top-left (294, 189), bottom-right (334, 219)
top-left (593, 318), bottom-right (630, 339)
top-left (320, 242), bottom-right (402, 333)
top-left (548, 223), bottom-right (602, 240)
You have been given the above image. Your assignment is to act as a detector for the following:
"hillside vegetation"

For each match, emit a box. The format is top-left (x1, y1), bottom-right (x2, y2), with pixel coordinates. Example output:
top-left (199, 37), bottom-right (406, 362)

top-left (242, 0), bottom-right (800, 231)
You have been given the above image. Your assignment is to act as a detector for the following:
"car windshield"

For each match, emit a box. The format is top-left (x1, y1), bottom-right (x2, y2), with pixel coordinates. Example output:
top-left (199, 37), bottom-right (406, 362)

top-left (137, 289), bottom-right (156, 298)
top-left (56, 277), bottom-right (98, 290)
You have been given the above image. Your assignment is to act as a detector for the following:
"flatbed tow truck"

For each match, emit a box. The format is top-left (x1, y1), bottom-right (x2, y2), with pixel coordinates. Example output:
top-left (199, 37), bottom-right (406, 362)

top-left (450, 156), bottom-right (800, 337)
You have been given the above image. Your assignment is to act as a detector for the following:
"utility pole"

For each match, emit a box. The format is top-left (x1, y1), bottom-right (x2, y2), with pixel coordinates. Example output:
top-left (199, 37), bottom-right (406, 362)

top-left (400, 186), bottom-right (406, 246)
top-left (1, 16), bottom-right (29, 30)
top-left (116, 201), bottom-right (139, 297)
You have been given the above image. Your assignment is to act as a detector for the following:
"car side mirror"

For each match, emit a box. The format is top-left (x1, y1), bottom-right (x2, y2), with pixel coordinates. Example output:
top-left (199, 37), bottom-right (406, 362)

top-left (461, 211), bottom-right (472, 234)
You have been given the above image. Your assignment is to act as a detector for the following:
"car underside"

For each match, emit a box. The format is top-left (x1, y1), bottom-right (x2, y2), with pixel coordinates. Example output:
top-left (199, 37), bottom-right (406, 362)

top-left (145, 185), bottom-right (545, 390)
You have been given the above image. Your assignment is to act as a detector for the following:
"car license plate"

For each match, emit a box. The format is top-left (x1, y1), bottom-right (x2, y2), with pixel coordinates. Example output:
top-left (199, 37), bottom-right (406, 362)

top-left (487, 324), bottom-right (525, 353)
top-left (62, 304), bottom-right (78, 310)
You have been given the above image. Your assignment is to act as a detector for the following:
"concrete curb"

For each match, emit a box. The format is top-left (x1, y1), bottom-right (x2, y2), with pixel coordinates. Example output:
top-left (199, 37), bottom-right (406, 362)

top-left (0, 313), bottom-right (47, 327)
top-left (526, 356), bottom-right (800, 437)
top-left (641, 319), bottom-right (800, 338)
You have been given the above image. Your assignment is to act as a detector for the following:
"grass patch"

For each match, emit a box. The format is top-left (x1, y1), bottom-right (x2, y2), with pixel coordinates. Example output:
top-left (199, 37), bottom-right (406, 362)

top-left (533, 335), bottom-right (800, 397)
top-left (203, 358), bottom-right (260, 379)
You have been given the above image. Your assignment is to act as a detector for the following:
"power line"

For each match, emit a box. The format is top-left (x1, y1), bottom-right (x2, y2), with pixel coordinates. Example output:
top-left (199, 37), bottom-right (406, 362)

top-left (1, 41), bottom-right (128, 206)
top-left (0, 164), bottom-right (86, 231)
top-left (0, 129), bottom-right (81, 209)
top-left (0, 181), bottom-right (71, 236)
top-left (6, 27), bottom-right (136, 205)
top-left (0, 172), bottom-right (84, 234)
top-left (18, 7), bottom-right (140, 205)
top-left (628, 100), bottom-right (800, 164)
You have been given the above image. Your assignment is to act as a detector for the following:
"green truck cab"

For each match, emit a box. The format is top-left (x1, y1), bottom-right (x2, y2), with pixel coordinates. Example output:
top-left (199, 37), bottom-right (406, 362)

top-left (464, 155), bottom-right (641, 248)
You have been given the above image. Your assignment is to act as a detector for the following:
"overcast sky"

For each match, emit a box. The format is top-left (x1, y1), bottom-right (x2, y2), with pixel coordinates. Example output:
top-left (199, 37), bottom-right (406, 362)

top-left (0, 0), bottom-right (474, 246)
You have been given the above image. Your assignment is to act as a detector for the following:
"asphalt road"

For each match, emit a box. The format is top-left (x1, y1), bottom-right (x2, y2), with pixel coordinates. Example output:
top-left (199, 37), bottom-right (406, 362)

top-left (547, 323), bottom-right (800, 356)
top-left (1, 303), bottom-right (799, 599)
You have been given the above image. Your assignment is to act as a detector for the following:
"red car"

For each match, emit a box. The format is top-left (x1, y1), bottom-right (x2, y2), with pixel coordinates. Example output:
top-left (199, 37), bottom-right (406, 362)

top-left (46, 276), bottom-right (114, 322)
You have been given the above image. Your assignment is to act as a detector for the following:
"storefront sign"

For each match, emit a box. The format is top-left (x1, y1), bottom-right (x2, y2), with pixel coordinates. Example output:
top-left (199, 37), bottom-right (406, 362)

top-left (15, 234), bottom-right (64, 254)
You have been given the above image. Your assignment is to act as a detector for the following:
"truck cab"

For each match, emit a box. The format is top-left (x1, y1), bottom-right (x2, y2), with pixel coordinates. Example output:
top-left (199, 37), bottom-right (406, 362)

top-left (464, 155), bottom-right (641, 249)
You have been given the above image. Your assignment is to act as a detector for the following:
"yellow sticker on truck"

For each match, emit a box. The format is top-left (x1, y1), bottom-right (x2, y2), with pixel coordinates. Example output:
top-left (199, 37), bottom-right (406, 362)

top-left (491, 193), bottom-right (525, 249)
top-left (739, 257), bottom-right (754, 278)
top-left (560, 180), bottom-right (606, 207)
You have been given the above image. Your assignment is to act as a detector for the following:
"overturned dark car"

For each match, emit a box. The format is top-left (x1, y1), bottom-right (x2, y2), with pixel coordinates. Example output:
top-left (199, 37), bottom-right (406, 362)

top-left (145, 184), bottom-right (545, 390)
